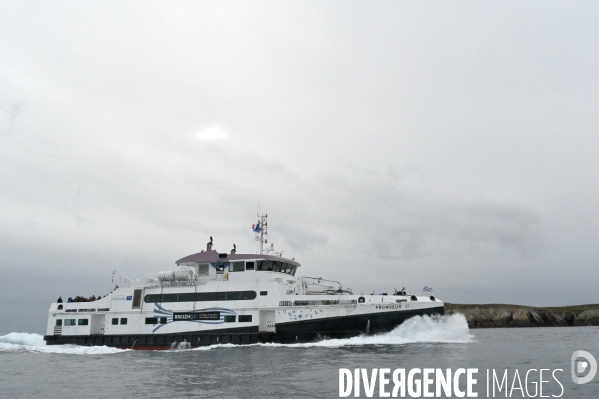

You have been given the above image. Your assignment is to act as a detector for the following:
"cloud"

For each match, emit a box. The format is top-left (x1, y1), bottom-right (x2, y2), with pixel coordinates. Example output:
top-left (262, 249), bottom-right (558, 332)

top-left (195, 125), bottom-right (228, 141)
top-left (278, 223), bottom-right (330, 252)
top-left (1, 1), bottom-right (599, 333)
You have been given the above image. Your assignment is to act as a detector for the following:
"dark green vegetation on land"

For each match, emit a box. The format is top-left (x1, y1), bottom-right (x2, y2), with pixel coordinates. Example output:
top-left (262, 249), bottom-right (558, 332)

top-left (445, 303), bottom-right (599, 328)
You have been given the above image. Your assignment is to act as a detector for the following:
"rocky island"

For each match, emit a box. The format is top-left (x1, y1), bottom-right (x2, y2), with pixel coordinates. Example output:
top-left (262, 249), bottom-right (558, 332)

top-left (445, 303), bottom-right (599, 328)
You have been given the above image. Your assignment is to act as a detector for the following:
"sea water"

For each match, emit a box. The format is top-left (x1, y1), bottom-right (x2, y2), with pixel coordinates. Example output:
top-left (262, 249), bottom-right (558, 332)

top-left (1, 315), bottom-right (597, 398)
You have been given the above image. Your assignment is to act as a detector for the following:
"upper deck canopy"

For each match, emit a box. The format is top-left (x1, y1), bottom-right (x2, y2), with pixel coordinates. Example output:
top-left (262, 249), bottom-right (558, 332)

top-left (176, 250), bottom-right (300, 267)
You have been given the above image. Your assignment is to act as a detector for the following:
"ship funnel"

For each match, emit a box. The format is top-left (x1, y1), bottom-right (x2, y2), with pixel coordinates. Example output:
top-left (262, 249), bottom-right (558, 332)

top-left (231, 243), bottom-right (236, 255)
top-left (207, 236), bottom-right (213, 251)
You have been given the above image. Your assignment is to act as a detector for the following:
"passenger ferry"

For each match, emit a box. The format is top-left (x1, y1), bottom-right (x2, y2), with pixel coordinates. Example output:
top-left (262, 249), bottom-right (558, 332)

top-left (44, 213), bottom-right (444, 349)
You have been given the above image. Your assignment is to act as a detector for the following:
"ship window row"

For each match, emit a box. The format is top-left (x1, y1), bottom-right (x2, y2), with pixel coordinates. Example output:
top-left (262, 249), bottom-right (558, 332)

top-left (144, 290), bottom-right (257, 303)
top-left (205, 260), bottom-right (296, 275)
top-left (224, 315), bottom-right (252, 323)
top-left (139, 315), bottom-right (253, 323)
top-left (145, 317), bottom-right (168, 325)
top-left (57, 319), bottom-right (88, 326)
top-left (256, 261), bottom-right (297, 275)
top-left (226, 261), bottom-right (255, 272)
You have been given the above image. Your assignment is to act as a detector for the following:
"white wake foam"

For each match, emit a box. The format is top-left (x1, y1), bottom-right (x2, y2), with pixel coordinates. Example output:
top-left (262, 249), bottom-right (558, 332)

top-left (190, 314), bottom-right (472, 351)
top-left (0, 332), bottom-right (128, 355)
top-left (0, 332), bottom-right (45, 346)
top-left (30, 345), bottom-right (128, 355)
top-left (1, 315), bottom-right (471, 354)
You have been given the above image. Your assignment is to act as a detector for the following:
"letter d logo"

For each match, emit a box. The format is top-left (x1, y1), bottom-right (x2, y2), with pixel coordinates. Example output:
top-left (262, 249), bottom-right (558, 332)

top-left (571, 350), bottom-right (597, 384)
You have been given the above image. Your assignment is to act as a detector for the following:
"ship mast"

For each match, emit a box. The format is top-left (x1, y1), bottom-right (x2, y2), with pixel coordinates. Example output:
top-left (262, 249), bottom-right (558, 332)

top-left (256, 212), bottom-right (268, 254)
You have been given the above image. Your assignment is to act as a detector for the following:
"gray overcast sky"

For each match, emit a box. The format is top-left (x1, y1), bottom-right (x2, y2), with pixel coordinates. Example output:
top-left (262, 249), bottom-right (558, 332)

top-left (1, 1), bottom-right (598, 334)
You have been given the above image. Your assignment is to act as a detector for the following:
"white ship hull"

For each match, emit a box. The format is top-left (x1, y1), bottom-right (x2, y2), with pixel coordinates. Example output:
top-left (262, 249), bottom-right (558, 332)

top-left (44, 214), bottom-right (443, 349)
top-left (45, 281), bottom-right (443, 349)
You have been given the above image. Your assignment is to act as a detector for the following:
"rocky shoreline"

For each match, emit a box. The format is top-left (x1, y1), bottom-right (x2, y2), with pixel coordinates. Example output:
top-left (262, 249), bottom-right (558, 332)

top-left (445, 303), bottom-right (599, 328)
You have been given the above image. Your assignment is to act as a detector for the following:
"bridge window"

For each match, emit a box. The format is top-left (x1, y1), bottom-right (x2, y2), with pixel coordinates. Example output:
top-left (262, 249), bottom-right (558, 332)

top-left (230, 262), bottom-right (244, 272)
top-left (282, 264), bottom-right (296, 275)
top-left (256, 260), bottom-right (296, 275)
top-left (197, 263), bottom-right (209, 276)
top-left (257, 260), bottom-right (274, 271)
top-left (246, 262), bottom-right (255, 270)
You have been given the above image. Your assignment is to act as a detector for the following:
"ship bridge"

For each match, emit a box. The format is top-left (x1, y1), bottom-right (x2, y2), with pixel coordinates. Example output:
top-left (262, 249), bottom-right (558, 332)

top-left (175, 250), bottom-right (300, 282)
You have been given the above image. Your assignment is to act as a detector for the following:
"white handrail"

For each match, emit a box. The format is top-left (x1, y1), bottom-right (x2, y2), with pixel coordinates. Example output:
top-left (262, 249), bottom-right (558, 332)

top-left (112, 270), bottom-right (136, 283)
